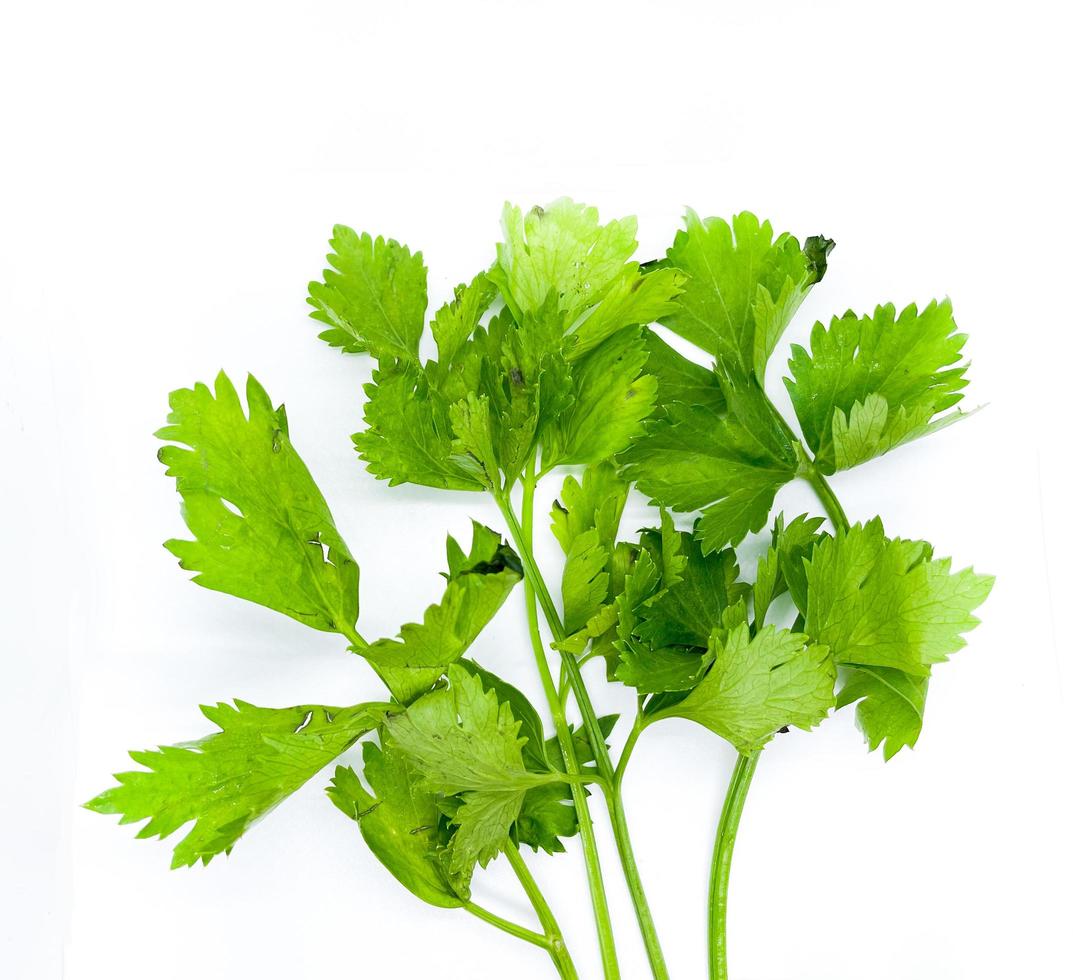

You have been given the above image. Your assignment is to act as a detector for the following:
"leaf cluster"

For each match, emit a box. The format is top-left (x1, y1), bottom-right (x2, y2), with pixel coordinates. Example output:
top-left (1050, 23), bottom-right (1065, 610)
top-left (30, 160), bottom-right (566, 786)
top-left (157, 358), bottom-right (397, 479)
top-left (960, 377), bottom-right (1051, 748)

top-left (88, 201), bottom-right (994, 974)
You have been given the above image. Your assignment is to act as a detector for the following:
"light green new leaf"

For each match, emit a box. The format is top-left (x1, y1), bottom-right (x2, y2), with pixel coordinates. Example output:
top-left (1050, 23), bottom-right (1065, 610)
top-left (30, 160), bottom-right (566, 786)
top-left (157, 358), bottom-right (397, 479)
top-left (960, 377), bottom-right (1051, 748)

top-left (385, 666), bottom-right (557, 873)
top-left (354, 362), bottom-right (485, 492)
top-left (651, 508), bottom-right (687, 589)
top-left (449, 393), bottom-right (501, 491)
top-left (445, 304), bottom-right (575, 490)
top-left (836, 665), bottom-right (929, 760)
top-left (541, 326), bottom-right (658, 468)
top-left (491, 199), bottom-right (639, 328)
top-left (363, 524), bottom-right (522, 703)
top-left (560, 528), bottom-right (612, 636)
top-left (753, 514), bottom-right (828, 628)
top-left (86, 701), bottom-right (388, 868)
top-left (551, 462), bottom-right (629, 557)
top-left (659, 211), bottom-right (830, 379)
top-left (552, 464), bottom-right (631, 649)
top-left (386, 665), bottom-right (548, 796)
top-left (612, 545), bottom-right (667, 689)
top-left (158, 372), bottom-right (360, 633)
top-left (307, 226), bottom-right (427, 362)
top-left (648, 624), bottom-right (835, 754)
top-left (328, 740), bottom-right (469, 907)
top-left (620, 398), bottom-right (797, 553)
top-left (804, 518), bottom-right (994, 675)
top-left (717, 363), bottom-right (799, 462)
top-left (786, 300), bottom-right (971, 474)
top-left (567, 266), bottom-right (686, 360)
top-left (430, 273), bottom-right (497, 365)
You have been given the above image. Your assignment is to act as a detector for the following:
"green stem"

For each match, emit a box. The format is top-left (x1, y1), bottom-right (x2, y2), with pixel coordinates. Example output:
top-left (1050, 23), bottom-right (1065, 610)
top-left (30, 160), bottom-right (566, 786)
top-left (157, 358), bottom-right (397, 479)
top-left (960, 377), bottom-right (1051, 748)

top-left (700, 402), bottom-right (849, 980)
top-left (756, 381), bottom-right (849, 535)
top-left (465, 901), bottom-right (553, 951)
top-left (497, 487), bottom-right (617, 785)
top-left (506, 842), bottom-right (579, 980)
top-left (498, 466), bottom-right (669, 980)
top-left (708, 752), bottom-right (760, 980)
top-left (499, 463), bottom-right (620, 980)
top-left (503, 483), bottom-right (614, 768)
top-left (607, 789), bottom-right (667, 975)
top-left (614, 706), bottom-right (645, 790)
top-left (607, 710), bottom-right (668, 980)
top-left (338, 622), bottom-right (369, 650)
top-left (805, 467), bottom-right (849, 534)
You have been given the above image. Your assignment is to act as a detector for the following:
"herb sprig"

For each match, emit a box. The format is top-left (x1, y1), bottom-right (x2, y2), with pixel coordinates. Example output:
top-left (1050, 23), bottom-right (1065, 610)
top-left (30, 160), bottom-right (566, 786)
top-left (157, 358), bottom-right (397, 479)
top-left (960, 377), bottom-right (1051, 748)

top-left (87, 200), bottom-right (992, 979)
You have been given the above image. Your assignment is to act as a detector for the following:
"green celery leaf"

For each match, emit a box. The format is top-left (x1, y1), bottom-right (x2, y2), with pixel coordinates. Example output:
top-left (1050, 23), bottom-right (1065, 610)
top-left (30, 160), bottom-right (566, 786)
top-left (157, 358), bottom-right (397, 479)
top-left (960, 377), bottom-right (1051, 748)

top-left (635, 529), bottom-right (749, 648)
top-left (804, 518), bottom-right (994, 675)
top-left (621, 397), bottom-right (797, 553)
top-left (836, 665), bottom-right (929, 761)
top-left (716, 363), bottom-right (799, 462)
top-left (615, 523), bottom-right (746, 695)
top-left (513, 784), bottom-right (578, 855)
top-left (612, 546), bottom-right (663, 685)
top-left (353, 361), bottom-right (485, 491)
top-left (658, 211), bottom-right (829, 379)
top-left (385, 665), bottom-right (558, 872)
top-left (86, 701), bottom-right (388, 868)
top-left (616, 642), bottom-right (714, 695)
top-left (449, 393), bottom-right (501, 491)
top-left (560, 528), bottom-right (613, 636)
top-left (551, 463), bottom-right (630, 647)
top-left (307, 226), bottom-right (427, 362)
top-left (643, 329), bottom-right (726, 417)
top-left (490, 199), bottom-right (640, 329)
top-left (567, 266), bottom-right (686, 360)
top-left (451, 663), bottom-right (580, 854)
top-left (454, 659), bottom-right (549, 771)
top-left (363, 524), bottom-right (522, 703)
top-left (541, 325), bottom-right (658, 468)
top-left (448, 304), bottom-right (575, 490)
top-left (554, 602), bottom-right (620, 658)
top-left (753, 513), bottom-right (828, 628)
top-left (651, 508), bottom-right (687, 588)
top-left (158, 372), bottom-right (360, 633)
top-left (328, 739), bottom-right (469, 906)
top-left (430, 272), bottom-right (497, 365)
top-left (647, 624), bottom-right (835, 754)
top-left (551, 462), bottom-right (629, 556)
top-left (786, 300), bottom-right (971, 474)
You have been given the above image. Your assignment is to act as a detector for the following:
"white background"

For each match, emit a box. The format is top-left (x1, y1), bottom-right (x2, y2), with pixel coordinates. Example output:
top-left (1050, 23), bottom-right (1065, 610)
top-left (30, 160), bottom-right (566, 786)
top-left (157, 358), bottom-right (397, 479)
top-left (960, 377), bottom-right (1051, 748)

top-left (3, 1), bottom-right (1071, 978)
